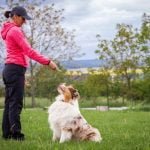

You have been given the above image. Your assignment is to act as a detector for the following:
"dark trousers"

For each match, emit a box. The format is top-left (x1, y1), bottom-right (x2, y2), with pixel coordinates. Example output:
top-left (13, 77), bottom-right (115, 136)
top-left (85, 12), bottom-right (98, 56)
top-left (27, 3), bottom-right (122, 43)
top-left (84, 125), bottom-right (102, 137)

top-left (2, 64), bottom-right (26, 137)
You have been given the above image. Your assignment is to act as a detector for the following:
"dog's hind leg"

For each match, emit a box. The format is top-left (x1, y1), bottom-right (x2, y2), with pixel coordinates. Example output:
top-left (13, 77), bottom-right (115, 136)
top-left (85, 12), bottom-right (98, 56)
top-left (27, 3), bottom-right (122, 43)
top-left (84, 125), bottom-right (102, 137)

top-left (60, 128), bottom-right (72, 143)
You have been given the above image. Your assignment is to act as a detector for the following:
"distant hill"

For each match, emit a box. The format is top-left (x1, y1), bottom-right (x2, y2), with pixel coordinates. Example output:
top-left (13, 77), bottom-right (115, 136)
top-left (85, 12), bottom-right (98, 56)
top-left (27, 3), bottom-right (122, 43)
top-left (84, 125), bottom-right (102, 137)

top-left (0, 59), bottom-right (104, 74)
top-left (60, 59), bottom-right (104, 69)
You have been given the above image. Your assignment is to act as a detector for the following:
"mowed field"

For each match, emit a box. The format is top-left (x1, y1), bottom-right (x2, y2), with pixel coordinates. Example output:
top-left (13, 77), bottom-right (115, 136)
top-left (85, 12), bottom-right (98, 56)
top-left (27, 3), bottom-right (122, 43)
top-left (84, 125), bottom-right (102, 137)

top-left (0, 109), bottom-right (150, 150)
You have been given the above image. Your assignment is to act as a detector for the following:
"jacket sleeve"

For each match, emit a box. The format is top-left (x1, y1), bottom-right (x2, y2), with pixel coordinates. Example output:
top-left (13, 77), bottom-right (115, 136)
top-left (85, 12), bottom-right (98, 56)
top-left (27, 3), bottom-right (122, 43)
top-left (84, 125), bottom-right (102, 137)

top-left (11, 27), bottom-right (51, 65)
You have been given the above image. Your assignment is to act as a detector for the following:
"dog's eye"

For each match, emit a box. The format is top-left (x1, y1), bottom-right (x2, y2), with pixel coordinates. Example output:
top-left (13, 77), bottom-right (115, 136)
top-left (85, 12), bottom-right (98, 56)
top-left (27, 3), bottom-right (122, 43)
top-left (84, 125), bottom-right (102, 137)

top-left (75, 89), bottom-right (78, 93)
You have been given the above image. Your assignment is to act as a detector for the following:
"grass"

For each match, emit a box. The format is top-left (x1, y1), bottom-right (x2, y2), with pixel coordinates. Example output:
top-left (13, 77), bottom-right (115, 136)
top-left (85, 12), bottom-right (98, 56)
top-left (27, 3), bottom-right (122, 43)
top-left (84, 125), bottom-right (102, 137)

top-left (0, 109), bottom-right (150, 150)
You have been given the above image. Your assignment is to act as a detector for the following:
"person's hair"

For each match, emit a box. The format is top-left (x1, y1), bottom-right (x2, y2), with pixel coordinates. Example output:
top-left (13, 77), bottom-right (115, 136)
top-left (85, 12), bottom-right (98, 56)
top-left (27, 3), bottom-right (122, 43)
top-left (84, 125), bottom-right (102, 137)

top-left (4, 11), bottom-right (13, 18)
top-left (4, 6), bottom-right (32, 20)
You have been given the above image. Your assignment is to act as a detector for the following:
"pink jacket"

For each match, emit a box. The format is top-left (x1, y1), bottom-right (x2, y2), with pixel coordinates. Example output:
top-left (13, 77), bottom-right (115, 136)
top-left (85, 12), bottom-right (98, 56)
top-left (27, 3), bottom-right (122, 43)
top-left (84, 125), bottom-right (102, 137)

top-left (1, 21), bottom-right (50, 68)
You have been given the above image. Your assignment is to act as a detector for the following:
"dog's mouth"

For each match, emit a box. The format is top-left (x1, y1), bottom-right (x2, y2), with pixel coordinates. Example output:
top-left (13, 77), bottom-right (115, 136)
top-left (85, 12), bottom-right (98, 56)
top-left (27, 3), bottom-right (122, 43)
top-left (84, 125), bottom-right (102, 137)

top-left (57, 84), bottom-right (66, 94)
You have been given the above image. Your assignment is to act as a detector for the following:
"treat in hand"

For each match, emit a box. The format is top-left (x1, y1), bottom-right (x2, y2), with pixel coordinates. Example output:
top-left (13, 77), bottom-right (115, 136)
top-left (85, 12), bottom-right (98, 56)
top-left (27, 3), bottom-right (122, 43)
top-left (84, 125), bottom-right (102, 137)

top-left (49, 60), bottom-right (61, 71)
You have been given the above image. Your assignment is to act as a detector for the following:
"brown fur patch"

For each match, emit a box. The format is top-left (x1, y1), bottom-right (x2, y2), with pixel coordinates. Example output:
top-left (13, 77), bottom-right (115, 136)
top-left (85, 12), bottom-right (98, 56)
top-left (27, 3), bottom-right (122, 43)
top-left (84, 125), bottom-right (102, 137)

top-left (87, 132), bottom-right (96, 138)
top-left (64, 89), bottom-right (72, 102)
top-left (75, 127), bottom-right (80, 132)
top-left (63, 127), bottom-right (73, 132)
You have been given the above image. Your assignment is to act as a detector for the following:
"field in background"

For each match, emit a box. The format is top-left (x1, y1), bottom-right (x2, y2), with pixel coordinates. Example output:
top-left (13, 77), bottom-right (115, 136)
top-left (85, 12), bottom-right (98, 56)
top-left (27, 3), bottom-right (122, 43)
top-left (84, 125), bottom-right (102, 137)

top-left (0, 97), bottom-right (52, 109)
top-left (0, 109), bottom-right (150, 150)
top-left (1, 97), bottom-right (150, 111)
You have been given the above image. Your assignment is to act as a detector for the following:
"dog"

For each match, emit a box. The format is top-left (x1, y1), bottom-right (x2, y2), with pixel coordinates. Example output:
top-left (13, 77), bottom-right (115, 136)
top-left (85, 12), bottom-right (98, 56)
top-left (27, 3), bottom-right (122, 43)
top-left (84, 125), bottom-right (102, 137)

top-left (48, 83), bottom-right (102, 143)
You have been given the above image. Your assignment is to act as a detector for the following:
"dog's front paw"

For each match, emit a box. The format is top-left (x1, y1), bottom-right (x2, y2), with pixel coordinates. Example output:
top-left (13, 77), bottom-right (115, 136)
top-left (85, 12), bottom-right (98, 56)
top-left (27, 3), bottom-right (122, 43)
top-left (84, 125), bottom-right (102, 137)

top-left (52, 135), bottom-right (59, 142)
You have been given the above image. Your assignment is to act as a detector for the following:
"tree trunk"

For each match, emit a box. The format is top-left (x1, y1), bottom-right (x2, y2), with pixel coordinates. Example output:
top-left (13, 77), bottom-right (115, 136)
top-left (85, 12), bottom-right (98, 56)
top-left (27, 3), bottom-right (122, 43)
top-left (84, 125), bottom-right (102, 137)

top-left (106, 83), bottom-right (109, 109)
top-left (122, 95), bottom-right (125, 105)
top-left (127, 76), bottom-right (131, 90)
top-left (127, 76), bottom-right (135, 107)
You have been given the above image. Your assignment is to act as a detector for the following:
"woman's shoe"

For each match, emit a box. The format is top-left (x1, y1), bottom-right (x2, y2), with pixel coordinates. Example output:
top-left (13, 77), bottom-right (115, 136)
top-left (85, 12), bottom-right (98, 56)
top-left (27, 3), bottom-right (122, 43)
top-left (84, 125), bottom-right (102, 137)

top-left (11, 132), bottom-right (25, 141)
top-left (2, 134), bottom-right (12, 140)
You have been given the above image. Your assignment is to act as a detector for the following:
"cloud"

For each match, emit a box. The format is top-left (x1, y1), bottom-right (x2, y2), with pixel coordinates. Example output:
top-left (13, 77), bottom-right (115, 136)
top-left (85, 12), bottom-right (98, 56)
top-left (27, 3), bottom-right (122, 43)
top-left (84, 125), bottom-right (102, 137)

top-left (19, 0), bottom-right (150, 59)
top-left (53, 0), bottom-right (149, 59)
top-left (45, 0), bottom-right (150, 59)
top-left (1, 0), bottom-right (149, 60)
top-left (90, 0), bottom-right (149, 12)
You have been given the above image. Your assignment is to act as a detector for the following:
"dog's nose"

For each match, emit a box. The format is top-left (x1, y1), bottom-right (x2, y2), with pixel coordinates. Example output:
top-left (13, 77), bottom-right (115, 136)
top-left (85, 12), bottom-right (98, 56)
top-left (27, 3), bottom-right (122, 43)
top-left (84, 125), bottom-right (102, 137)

top-left (58, 83), bottom-right (66, 92)
top-left (59, 83), bottom-right (66, 88)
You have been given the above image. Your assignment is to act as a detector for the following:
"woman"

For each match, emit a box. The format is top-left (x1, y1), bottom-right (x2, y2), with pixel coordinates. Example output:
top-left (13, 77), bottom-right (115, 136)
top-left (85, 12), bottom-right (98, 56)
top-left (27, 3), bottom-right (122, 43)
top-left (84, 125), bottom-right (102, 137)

top-left (1, 6), bottom-right (58, 141)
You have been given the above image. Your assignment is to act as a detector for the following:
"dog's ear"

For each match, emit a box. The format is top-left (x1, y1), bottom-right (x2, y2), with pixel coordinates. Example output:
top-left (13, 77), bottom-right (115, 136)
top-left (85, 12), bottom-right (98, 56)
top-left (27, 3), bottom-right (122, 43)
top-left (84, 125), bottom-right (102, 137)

top-left (63, 88), bottom-right (72, 102)
top-left (68, 87), bottom-right (80, 99)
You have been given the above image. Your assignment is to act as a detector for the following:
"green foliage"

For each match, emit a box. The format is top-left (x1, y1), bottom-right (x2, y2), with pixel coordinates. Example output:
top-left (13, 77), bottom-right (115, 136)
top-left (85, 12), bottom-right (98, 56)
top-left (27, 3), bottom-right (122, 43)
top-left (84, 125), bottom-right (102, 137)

top-left (138, 13), bottom-right (150, 75)
top-left (140, 78), bottom-right (150, 102)
top-left (95, 13), bottom-right (150, 102)
top-left (25, 66), bottom-right (66, 100)
top-left (71, 70), bottom-right (112, 99)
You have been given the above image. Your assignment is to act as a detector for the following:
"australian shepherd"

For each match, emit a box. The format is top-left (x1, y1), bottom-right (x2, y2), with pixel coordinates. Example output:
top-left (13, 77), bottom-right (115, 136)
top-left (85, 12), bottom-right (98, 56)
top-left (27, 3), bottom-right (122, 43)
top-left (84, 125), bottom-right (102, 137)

top-left (48, 83), bottom-right (102, 143)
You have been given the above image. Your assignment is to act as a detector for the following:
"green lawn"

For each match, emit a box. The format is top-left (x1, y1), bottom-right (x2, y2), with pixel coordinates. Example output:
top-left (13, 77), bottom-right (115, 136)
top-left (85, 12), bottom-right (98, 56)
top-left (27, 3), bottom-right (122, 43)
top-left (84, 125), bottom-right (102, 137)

top-left (0, 109), bottom-right (150, 150)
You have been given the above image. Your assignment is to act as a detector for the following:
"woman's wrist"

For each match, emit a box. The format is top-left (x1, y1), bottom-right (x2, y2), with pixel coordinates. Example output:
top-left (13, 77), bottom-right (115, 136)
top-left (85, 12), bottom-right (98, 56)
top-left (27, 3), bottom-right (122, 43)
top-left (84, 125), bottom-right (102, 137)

top-left (48, 60), bottom-right (51, 65)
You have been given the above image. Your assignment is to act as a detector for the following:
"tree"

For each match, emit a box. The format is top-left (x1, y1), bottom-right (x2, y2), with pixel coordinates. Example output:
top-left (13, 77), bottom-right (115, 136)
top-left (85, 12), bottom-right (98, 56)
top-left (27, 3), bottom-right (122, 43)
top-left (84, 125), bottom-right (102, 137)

top-left (0, 5), bottom-right (6, 63)
top-left (139, 13), bottom-right (150, 70)
top-left (96, 24), bottom-right (141, 101)
top-left (33, 65), bottom-right (66, 100)
top-left (0, 0), bottom-right (82, 107)
top-left (139, 14), bottom-right (150, 61)
top-left (76, 68), bottom-right (112, 107)
top-left (138, 13), bottom-right (150, 102)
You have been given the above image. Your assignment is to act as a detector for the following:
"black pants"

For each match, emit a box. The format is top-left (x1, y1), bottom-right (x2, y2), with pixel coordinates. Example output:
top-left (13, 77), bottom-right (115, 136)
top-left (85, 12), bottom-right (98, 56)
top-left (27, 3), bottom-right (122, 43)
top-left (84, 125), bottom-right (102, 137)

top-left (2, 64), bottom-right (26, 137)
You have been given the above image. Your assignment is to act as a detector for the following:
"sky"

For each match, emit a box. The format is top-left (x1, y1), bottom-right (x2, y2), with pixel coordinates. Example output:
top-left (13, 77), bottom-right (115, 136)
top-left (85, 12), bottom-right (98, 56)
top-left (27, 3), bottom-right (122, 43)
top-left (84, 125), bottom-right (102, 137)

top-left (0, 0), bottom-right (150, 60)
top-left (48, 0), bottom-right (150, 60)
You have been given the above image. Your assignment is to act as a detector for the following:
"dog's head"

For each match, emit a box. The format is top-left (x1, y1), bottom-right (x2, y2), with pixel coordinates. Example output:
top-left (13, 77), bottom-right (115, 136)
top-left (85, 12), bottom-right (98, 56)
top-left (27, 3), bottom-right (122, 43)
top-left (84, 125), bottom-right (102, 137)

top-left (57, 83), bottom-right (80, 102)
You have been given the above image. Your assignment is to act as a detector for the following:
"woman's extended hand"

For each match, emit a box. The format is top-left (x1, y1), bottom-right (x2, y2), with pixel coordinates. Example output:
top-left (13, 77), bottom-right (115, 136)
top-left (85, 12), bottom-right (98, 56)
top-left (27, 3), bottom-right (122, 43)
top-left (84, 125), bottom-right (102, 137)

top-left (49, 60), bottom-right (59, 71)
